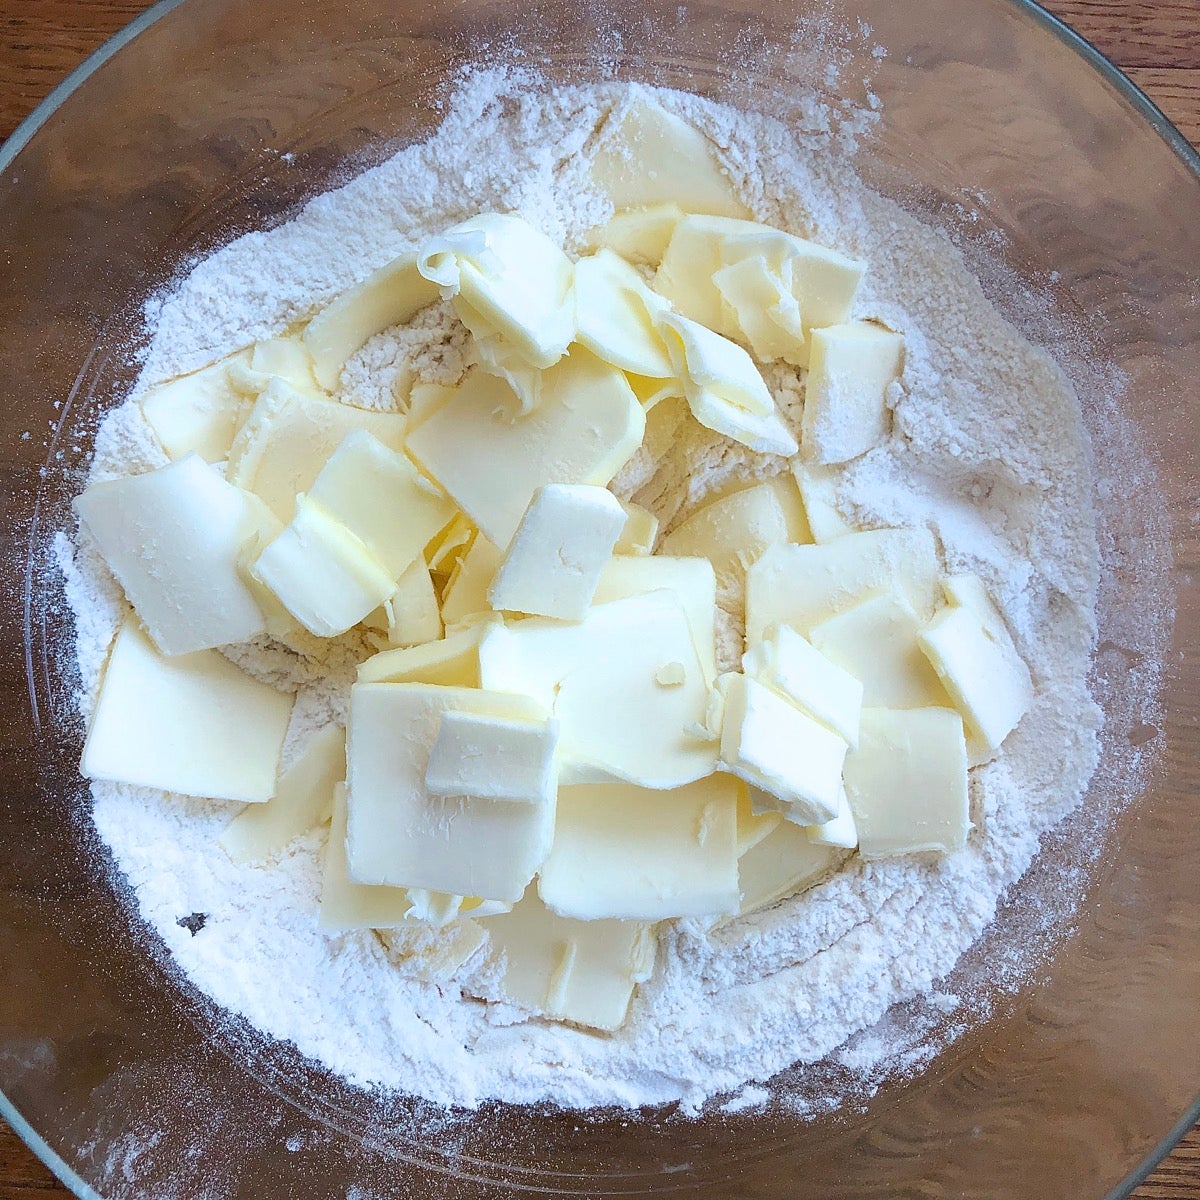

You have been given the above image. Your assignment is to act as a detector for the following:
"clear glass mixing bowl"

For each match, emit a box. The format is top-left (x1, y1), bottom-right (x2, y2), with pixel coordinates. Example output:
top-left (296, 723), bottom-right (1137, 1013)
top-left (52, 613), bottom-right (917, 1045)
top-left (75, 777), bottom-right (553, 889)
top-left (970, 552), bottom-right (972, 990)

top-left (1, 1), bottom-right (1197, 1196)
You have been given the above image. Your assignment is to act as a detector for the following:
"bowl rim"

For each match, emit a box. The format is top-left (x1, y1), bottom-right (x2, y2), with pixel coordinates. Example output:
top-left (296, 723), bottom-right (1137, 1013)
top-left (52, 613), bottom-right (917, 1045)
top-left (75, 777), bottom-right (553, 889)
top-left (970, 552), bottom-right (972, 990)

top-left (1, 1), bottom-right (1198, 1198)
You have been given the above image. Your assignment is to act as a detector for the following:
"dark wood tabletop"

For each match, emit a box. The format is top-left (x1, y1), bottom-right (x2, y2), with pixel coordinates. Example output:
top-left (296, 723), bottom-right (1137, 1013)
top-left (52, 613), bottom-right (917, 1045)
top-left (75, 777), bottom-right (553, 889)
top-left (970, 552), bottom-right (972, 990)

top-left (1, 0), bottom-right (1198, 1196)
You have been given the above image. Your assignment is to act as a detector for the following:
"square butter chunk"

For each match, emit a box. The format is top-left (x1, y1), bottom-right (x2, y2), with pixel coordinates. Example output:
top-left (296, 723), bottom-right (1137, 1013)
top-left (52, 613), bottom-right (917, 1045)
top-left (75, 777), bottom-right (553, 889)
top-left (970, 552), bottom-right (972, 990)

top-left (809, 588), bottom-right (950, 710)
top-left (746, 526), bottom-right (942, 644)
top-left (306, 430), bottom-right (457, 577)
top-left (82, 618), bottom-right (292, 803)
top-left (802, 321), bottom-right (905, 464)
top-left (716, 673), bottom-right (845, 825)
top-left (251, 498), bottom-right (397, 638)
top-left (405, 350), bottom-right (645, 547)
top-left (227, 378), bottom-right (407, 522)
top-left (538, 775), bottom-right (740, 921)
top-left (791, 461), bottom-right (856, 544)
top-left (806, 783), bottom-right (859, 849)
top-left (615, 500), bottom-right (659, 556)
top-left (140, 350), bottom-right (253, 463)
top-left (346, 683), bottom-right (556, 901)
top-left (918, 602), bottom-right (1033, 752)
top-left (488, 484), bottom-right (627, 620)
top-left (843, 707), bottom-right (970, 859)
top-left (356, 623), bottom-right (490, 687)
top-left (74, 453), bottom-right (274, 656)
top-left (424, 708), bottom-right (559, 805)
top-left (737, 818), bottom-right (839, 916)
top-left (742, 623), bottom-right (863, 747)
top-left (478, 592), bottom-right (717, 789)
top-left (480, 890), bottom-right (657, 1031)
top-left (220, 723), bottom-right (344, 864)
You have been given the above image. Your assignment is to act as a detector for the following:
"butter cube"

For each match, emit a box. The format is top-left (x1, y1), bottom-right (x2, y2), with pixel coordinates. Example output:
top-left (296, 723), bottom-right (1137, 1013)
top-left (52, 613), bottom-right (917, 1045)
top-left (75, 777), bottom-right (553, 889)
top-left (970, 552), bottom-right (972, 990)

top-left (488, 484), bottom-right (626, 620)
top-left (742, 623), bottom-right (863, 747)
top-left (406, 351), bottom-right (644, 547)
top-left (440, 535), bottom-right (503, 628)
top-left (918, 600), bottom-right (1033, 752)
top-left (802, 321), bottom-right (904, 464)
top-left (716, 673), bottom-right (845, 824)
top-left (574, 248), bottom-right (673, 379)
top-left (737, 819), bottom-right (839, 915)
top-left (303, 252), bottom-right (440, 390)
top-left (306, 430), bottom-right (457, 577)
top-left (480, 891), bottom-right (657, 1031)
top-left (365, 559), bottom-right (441, 649)
top-left (227, 379), bottom-right (407, 521)
top-left (810, 588), bottom-right (949, 709)
top-left (478, 592), bottom-right (717, 789)
top-left (346, 683), bottom-right (556, 901)
top-left (356, 623), bottom-right (489, 687)
top-left (248, 337), bottom-right (323, 395)
top-left (843, 707), bottom-right (969, 858)
top-left (424, 709), bottom-right (559, 805)
top-left (74, 453), bottom-right (274, 655)
top-left (539, 775), bottom-right (740, 921)
top-left (586, 203), bottom-right (683, 267)
top-left (251, 498), bottom-right (397, 638)
top-left (711, 254), bottom-right (806, 363)
top-left (791, 461), bottom-right (856, 543)
top-left (615, 501), bottom-right (659, 556)
top-left (140, 351), bottom-right (253, 462)
top-left (806, 784), bottom-right (859, 849)
top-left (418, 213), bottom-right (574, 372)
top-left (82, 618), bottom-right (292, 802)
top-left (660, 474), bottom-right (810, 593)
top-left (592, 554), bottom-right (718, 686)
top-left (588, 97), bottom-right (749, 219)
top-left (746, 526), bottom-right (942, 643)
top-left (657, 312), bottom-right (798, 456)
top-left (220, 723), bottom-right (344, 864)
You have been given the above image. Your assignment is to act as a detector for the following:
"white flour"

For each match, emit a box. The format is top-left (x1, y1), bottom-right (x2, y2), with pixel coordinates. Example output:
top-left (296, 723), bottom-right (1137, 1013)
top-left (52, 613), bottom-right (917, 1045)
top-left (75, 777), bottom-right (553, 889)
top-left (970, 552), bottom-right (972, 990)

top-left (61, 69), bottom-right (1106, 1113)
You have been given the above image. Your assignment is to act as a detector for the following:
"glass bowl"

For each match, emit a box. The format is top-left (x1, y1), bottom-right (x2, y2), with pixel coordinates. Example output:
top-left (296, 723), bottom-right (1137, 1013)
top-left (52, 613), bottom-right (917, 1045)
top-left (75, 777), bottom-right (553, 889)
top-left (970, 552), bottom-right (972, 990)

top-left (2, 0), bottom-right (1197, 1196)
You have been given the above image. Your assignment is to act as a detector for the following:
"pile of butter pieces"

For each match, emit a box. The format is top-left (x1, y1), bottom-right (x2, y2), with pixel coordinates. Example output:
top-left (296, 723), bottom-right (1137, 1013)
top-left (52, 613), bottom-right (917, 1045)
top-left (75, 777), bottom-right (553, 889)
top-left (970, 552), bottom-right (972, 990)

top-left (74, 99), bottom-right (1034, 1033)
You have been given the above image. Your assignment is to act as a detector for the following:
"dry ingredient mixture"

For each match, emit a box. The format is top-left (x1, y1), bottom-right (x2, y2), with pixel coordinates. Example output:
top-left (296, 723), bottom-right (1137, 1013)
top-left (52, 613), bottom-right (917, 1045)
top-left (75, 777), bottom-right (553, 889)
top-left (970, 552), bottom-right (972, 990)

top-left (59, 68), bottom-right (1104, 1113)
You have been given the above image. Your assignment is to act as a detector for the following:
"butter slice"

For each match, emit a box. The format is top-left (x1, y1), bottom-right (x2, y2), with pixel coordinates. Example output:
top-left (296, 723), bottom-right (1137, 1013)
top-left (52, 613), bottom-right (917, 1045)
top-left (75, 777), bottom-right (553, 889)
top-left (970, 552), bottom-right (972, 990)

top-left (791, 461), bottom-right (856, 543)
top-left (657, 312), bottom-right (797, 456)
top-left (346, 683), bottom-right (555, 900)
top-left (586, 203), bottom-right (683, 267)
top-left (711, 255), bottom-right (806, 363)
top-left (918, 585), bottom-right (1033, 752)
top-left (735, 784), bottom-right (782, 855)
top-left (303, 253), bottom-right (440, 390)
top-left (406, 352), bottom-right (644, 548)
top-left (306, 430), bottom-right (457, 577)
top-left (366, 559), bottom-right (441, 649)
top-left (592, 554), bottom-right (718, 686)
top-left (251, 498), bottom-right (397, 638)
top-left (227, 379), bottom-right (407, 522)
top-left (660, 474), bottom-right (810, 593)
top-left (742, 623), bottom-right (863, 747)
top-left (615, 501), bottom-right (659, 556)
top-left (810, 588), bottom-right (949, 709)
top-left (74, 453), bottom-right (273, 655)
top-left (746, 526), bottom-right (942, 643)
top-left (221, 723), bottom-right (344, 864)
top-left (82, 618), bottom-right (291, 802)
top-left (418, 213), bottom-right (574, 372)
top-left (843, 707), bottom-right (970, 858)
top-left (588, 97), bottom-right (748, 218)
top-left (737, 819), bottom-right (839, 915)
top-left (356, 623), bottom-right (489, 687)
top-left (140, 351), bottom-right (253, 462)
top-left (440, 536), bottom-right (504, 628)
top-left (655, 215), bottom-right (865, 364)
top-left (248, 337), bottom-right (324, 395)
top-left (574, 248), bottom-right (673, 379)
top-left (478, 592), bottom-right (717, 788)
top-left (488, 484), bottom-right (626, 620)
top-left (378, 918), bottom-right (489, 984)
top-left (424, 708), bottom-right (559, 805)
top-left (539, 775), bottom-right (740, 921)
top-left (806, 784), bottom-right (859, 850)
top-left (802, 321), bottom-right (904, 464)
top-left (715, 673), bottom-right (845, 825)
top-left (481, 891), bottom-right (657, 1031)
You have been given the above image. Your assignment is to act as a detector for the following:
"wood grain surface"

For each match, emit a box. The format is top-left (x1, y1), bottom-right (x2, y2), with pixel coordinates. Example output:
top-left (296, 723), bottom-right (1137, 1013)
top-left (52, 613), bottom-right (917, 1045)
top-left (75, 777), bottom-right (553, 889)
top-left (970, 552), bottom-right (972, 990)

top-left (0, 1), bottom-right (1197, 1197)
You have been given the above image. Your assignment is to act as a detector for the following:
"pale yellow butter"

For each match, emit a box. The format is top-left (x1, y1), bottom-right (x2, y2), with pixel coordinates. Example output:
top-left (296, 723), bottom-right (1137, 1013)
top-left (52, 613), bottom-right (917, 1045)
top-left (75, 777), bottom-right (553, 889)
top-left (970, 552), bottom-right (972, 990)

top-left (586, 203), bottom-right (683, 267)
top-left (791, 460), bottom-right (856, 543)
top-left (614, 500), bottom-right (659, 556)
top-left (356, 623), bottom-right (490, 687)
top-left (140, 350), bottom-right (254, 462)
top-left (573, 248), bottom-right (673, 379)
top-left (737, 818), bottom-right (839, 916)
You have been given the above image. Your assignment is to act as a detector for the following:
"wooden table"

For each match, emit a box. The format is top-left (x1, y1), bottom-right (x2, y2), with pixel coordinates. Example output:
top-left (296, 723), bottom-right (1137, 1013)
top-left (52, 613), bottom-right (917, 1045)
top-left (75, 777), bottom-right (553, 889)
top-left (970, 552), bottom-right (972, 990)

top-left (0, 0), bottom-right (1197, 1196)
